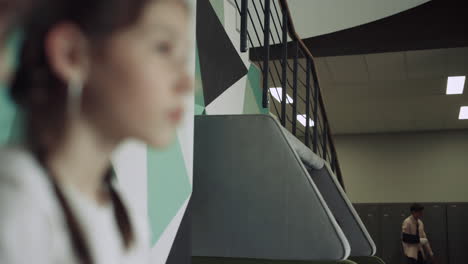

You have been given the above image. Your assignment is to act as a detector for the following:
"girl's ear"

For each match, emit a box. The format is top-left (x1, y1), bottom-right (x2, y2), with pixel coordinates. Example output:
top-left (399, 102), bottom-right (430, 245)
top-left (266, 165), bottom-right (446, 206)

top-left (45, 22), bottom-right (90, 84)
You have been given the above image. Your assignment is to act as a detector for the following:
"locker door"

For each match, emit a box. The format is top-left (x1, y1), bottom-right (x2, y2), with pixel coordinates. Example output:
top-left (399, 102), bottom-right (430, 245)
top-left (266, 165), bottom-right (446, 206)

top-left (421, 203), bottom-right (448, 264)
top-left (354, 204), bottom-right (382, 257)
top-left (447, 203), bottom-right (468, 264)
top-left (380, 204), bottom-right (409, 264)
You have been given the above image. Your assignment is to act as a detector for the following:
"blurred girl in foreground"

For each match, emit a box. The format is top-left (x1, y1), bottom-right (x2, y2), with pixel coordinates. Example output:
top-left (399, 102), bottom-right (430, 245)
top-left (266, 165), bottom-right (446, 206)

top-left (0, 0), bottom-right (192, 263)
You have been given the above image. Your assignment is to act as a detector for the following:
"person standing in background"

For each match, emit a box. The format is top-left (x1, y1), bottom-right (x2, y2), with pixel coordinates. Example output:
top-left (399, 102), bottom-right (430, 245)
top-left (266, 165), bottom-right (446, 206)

top-left (402, 203), bottom-right (435, 264)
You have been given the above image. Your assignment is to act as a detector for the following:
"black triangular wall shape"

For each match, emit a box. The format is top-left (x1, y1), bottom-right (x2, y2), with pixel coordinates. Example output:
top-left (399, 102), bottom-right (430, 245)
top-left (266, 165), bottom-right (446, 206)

top-left (165, 199), bottom-right (192, 264)
top-left (196, 0), bottom-right (248, 107)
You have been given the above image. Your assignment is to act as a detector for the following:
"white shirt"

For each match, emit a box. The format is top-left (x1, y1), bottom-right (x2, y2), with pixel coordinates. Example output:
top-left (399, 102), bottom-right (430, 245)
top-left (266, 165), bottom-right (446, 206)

top-left (0, 146), bottom-right (150, 264)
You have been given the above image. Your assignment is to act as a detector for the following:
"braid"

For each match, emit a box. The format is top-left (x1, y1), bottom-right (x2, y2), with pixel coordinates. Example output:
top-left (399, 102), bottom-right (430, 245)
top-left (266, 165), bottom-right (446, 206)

top-left (37, 155), bottom-right (135, 264)
top-left (50, 177), bottom-right (94, 264)
top-left (105, 170), bottom-right (135, 249)
top-left (36, 155), bottom-right (94, 264)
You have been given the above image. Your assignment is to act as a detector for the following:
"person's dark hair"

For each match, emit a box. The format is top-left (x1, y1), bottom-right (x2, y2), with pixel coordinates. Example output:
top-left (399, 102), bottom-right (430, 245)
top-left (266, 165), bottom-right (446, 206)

top-left (410, 203), bottom-right (424, 213)
top-left (9, 0), bottom-right (162, 263)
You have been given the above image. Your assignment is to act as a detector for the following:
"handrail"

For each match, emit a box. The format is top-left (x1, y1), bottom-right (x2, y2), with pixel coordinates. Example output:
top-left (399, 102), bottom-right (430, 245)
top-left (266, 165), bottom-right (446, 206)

top-left (235, 0), bottom-right (345, 189)
top-left (278, 0), bottom-right (344, 188)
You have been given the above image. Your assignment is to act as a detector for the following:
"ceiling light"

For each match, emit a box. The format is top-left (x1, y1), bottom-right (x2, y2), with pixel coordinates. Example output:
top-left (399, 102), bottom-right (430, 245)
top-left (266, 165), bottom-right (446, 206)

top-left (297, 114), bottom-right (315, 127)
top-left (269, 88), bottom-right (293, 104)
top-left (459, 106), bottom-right (468, 120)
top-left (446, 76), bottom-right (465, 95)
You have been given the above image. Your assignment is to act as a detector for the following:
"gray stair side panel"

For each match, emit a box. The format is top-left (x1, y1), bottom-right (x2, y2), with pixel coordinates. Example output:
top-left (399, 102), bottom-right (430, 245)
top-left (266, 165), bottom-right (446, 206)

top-left (192, 115), bottom-right (350, 261)
top-left (353, 204), bottom-right (382, 257)
top-left (307, 164), bottom-right (376, 257)
top-left (279, 125), bottom-right (325, 170)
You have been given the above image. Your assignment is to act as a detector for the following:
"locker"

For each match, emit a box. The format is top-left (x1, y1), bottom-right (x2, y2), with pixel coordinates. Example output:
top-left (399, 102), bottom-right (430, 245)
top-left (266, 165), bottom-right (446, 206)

top-left (380, 204), bottom-right (409, 264)
top-left (354, 204), bottom-right (382, 257)
top-left (421, 203), bottom-right (448, 264)
top-left (447, 203), bottom-right (468, 264)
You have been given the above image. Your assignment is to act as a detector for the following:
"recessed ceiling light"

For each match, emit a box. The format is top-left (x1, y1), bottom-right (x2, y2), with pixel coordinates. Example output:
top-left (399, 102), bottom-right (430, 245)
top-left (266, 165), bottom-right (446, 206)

top-left (446, 76), bottom-right (465, 95)
top-left (459, 106), bottom-right (468, 120)
top-left (297, 114), bottom-right (315, 127)
top-left (269, 88), bottom-right (293, 104)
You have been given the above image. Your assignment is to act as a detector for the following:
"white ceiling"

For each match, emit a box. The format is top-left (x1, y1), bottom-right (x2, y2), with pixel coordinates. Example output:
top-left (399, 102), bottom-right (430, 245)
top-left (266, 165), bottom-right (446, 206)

top-left (264, 47), bottom-right (468, 135)
top-left (287, 0), bottom-right (430, 38)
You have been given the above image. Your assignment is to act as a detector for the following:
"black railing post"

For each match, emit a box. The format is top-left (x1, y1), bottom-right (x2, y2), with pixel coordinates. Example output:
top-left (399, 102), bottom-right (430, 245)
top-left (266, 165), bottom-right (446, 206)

top-left (322, 124), bottom-right (328, 160)
top-left (331, 149), bottom-right (336, 172)
top-left (313, 74), bottom-right (319, 153)
top-left (262, 0), bottom-right (271, 109)
top-left (336, 157), bottom-right (345, 190)
top-left (240, 0), bottom-right (248, 52)
top-left (292, 41), bottom-right (298, 135)
top-left (305, 58), bottom-right (311, 147)
top-left (333, 150), bottom-right (341, 172)
top-left (280, 7), bottom-right (288, 127)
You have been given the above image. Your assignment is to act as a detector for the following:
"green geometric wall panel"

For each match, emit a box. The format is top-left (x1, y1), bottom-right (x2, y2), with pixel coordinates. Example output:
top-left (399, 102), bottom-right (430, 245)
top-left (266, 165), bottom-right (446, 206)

top-left (0, 87), bottom-right (18, 144)
top-left (147, 139), bottom-right (192, 245)
top-left (0, 29), bottom-right (24, 145)
top-left (195, 104), bottom-right (205, 115)
top-left (243, 77), bottom-right (261, 114)
top-left (243, 64), bottom-right (268, 114)
top-left (194, 46), bottom-right (205, 109)
top-left (7, 110), bottom-right (24, 144)
top-left (209, 0), bottom-right (224, 25)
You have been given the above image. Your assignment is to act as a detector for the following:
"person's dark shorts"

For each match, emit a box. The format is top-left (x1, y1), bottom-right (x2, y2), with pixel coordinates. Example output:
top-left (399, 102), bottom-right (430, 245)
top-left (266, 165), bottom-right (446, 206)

top-left (407, 252), bottom-right (426, 264)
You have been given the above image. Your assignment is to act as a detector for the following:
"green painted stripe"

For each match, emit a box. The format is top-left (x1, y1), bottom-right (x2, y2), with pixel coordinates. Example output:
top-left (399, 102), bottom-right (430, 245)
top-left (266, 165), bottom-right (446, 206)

top-left (195, 45), bottom-right (205, 107)
top-left (0, 87), bottom-right (17, 144)
top-left (244, 65), bottom-right (268, 114)
top-left (209, 0), bottom-right (224, 25)
top-left (195, 104), bottom-right (205, 115)
top-left (147, 139), bottom-right (192, 245)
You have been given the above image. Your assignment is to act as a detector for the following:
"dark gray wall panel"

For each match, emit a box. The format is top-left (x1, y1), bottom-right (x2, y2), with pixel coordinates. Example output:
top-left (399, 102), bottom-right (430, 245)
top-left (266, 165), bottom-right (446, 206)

top-left (380, 204), bottom-right (408, 264)
top-left (308, 166), bottom-right (376, 257)
top-left (354, 204), bottom-right (382, 257)
top-left (192, 115), bottom-right (349, 261)
top-left (447, 203), bottom-right (468, 264)
top-left (421, 204), bottom-right (447, 264)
